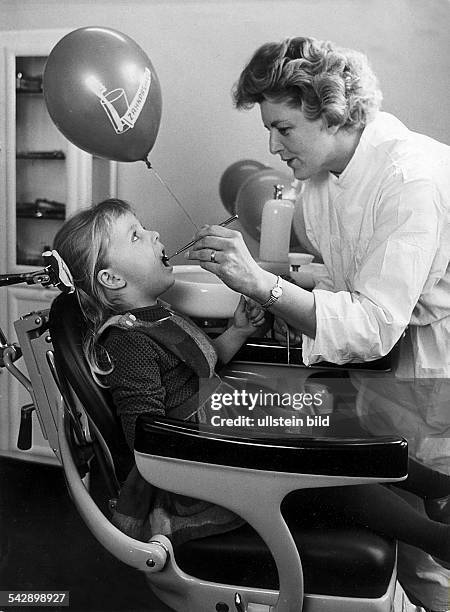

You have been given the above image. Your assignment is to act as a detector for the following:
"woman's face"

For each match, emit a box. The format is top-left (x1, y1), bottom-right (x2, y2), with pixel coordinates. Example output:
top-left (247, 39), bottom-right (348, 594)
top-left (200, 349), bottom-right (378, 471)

top-left (101, 211), bottom-right (174, 306)
top-left (260, 99), bottom-right (343, 180)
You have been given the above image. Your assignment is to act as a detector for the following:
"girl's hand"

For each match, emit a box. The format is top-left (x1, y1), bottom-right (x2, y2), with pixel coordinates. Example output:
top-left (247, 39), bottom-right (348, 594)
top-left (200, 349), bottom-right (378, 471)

top-left (232, 295), bottom-right (268, 335)
top-left (212, 296), bottom-right (270, 365)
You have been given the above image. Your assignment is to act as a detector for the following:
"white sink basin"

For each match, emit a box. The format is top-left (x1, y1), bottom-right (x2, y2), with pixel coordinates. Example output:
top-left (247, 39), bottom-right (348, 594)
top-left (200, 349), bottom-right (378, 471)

top-left (163, 265), bottom-right (241, 319)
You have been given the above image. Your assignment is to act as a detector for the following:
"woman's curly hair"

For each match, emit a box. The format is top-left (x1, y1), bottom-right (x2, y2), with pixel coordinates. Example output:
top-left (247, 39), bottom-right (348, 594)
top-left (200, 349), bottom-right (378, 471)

top-left (233, 37), bottom-right (382, 129)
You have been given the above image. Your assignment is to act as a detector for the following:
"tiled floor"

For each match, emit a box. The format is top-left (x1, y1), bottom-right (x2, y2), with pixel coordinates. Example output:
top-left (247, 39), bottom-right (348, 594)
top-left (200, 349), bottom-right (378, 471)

top-left (0, 457), bottom-right (173, 611)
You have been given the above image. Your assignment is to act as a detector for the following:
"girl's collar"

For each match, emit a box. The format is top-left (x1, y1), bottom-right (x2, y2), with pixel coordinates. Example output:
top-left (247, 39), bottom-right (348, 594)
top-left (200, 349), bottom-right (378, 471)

top-left (127, 301), bottom-right (171, 322)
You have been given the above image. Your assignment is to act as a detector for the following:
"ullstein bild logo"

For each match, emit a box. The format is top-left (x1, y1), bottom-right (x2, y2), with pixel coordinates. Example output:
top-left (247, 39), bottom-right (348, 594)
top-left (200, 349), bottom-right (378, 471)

top-left (86, 67), bottom-right (152, 134)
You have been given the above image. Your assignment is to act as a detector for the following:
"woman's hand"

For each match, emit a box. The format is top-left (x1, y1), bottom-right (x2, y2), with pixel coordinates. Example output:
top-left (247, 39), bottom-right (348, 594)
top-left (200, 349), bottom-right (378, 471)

top-left (186, 225), bottom-right (316, 340)
top-left (185, 225), bottom-right (266, 295)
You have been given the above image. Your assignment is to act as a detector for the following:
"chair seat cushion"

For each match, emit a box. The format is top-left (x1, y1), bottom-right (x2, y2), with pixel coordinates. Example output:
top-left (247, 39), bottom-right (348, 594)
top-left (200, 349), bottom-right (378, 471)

top-left (175, 521), bottom-right (395, 598)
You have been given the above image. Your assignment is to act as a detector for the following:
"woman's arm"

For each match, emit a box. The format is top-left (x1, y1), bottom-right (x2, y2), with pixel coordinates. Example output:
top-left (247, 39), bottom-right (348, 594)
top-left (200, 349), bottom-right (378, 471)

top-left (187, 177), bottom-right (446, 364)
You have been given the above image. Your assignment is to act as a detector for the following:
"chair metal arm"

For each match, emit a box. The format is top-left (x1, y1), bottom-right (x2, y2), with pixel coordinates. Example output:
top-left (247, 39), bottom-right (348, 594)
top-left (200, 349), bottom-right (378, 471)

top-left (56, 403), bottom-right (169, 573)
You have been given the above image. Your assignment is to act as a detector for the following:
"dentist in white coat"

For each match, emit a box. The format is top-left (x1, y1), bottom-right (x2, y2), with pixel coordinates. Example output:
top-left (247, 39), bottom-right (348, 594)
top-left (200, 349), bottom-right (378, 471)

top-left (188, 37), bottom-right (450, 611)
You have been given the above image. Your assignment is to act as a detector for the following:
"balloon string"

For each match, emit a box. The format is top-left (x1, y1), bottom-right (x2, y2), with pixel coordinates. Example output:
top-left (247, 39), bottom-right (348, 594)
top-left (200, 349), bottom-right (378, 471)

top-left (143, 158), bottom-right (199, 231)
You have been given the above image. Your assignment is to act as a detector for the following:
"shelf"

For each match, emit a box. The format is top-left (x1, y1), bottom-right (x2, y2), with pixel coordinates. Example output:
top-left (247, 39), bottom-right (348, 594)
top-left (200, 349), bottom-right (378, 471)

top-left (16, 151), bottom-right (66, 160)
top-left (17, 211), bottom-right (65, 220)
top-left (17, 198), bottom-right (65, 220)
top-left (16, 88), bottom-right (43, 95)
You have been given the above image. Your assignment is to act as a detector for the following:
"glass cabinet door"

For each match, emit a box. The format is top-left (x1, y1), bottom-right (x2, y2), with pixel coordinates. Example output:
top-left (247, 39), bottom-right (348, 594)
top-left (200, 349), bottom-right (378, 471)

top-left (15, 55), bottom-right (67, 267)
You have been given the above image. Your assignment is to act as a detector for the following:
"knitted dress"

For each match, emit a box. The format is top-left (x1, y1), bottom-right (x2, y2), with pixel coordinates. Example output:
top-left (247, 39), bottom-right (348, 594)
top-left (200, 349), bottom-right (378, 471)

top-left (98, 302), bottom-right (243, 546)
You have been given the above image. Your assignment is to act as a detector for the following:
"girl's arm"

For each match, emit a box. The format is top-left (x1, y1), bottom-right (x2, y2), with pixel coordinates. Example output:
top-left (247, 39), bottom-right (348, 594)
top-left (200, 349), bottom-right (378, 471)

top-left (211, 295), bottom-right (269, 365)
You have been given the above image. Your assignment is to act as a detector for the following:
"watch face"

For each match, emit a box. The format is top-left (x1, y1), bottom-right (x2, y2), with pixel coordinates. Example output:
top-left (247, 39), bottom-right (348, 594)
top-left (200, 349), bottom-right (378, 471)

top-left (272, 286), bottom-right (283, 298)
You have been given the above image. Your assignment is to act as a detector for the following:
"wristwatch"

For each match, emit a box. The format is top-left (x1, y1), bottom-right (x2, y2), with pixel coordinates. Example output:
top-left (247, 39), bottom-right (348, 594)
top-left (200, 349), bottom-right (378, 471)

top-left (260, 275), bottom-right (283, 309)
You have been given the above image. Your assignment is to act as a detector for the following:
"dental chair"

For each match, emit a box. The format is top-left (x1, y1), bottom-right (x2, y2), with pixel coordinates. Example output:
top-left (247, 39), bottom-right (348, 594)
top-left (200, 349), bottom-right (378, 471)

top-left (13, 291), bottom-right (408, 612)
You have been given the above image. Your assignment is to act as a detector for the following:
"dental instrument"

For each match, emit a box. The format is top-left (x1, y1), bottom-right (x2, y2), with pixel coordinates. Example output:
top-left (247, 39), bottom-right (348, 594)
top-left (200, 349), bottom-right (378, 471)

top-left (165, 214), bottom-right (238, 261)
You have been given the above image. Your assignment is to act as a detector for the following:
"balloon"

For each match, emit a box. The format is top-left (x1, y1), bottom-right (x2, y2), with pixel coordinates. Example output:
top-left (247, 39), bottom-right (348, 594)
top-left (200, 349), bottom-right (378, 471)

top-left (43, 27), bottom-right (162, 162)
top-left (236, 168), bottom-right (292, 241)
top-left (219, 159), bottom-right (266, 214)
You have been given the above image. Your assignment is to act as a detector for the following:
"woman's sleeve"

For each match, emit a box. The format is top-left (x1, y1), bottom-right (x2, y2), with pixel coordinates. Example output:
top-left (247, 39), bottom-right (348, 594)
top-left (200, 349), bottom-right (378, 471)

top-left (302, 178), bottom-right (445, 365)
top-left (105, 332), bottom-right (166, 448)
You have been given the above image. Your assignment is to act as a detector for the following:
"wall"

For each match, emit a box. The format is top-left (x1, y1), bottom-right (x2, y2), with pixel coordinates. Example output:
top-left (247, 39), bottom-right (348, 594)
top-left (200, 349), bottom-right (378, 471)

top-left (2, 0), bottom-right (449, 258)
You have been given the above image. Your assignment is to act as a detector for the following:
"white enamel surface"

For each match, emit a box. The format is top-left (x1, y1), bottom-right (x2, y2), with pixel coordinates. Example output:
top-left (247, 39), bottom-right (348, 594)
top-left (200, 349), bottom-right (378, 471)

top-left (163, 265), bottom-right (240, 318)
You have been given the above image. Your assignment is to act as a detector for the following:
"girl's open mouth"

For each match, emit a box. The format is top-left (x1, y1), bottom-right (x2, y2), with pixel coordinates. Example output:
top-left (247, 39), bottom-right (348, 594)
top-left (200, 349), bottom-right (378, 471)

top-left (161, 249), bottom-right (170, 267)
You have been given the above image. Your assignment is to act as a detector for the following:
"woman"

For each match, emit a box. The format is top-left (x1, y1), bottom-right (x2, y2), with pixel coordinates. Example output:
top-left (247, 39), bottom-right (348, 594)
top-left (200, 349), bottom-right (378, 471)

top-left (187, 37), bottom-right (450, 609)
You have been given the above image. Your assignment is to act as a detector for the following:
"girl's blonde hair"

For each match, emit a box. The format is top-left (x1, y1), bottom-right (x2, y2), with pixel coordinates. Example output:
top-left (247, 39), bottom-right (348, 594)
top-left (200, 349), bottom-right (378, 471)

top-left (53, 198), bottom-right (133, 382)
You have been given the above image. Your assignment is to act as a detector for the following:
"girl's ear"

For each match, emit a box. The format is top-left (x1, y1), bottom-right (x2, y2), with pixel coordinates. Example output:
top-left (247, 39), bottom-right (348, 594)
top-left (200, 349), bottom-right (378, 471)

top-left (97, 268), bottom-right (126, 290)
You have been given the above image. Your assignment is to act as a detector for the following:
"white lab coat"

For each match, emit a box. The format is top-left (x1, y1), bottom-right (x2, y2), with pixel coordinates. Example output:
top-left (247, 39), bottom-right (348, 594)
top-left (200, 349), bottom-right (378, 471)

top-left (294, 112), bottom-right (450, 470)
top-left (294, 112), bottom-right (450, 607)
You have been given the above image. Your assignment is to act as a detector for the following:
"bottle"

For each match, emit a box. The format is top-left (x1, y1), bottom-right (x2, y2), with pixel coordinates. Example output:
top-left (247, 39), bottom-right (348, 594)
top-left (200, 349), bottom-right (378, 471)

top-left (259, 184), bottom-right (295, 270)
top-left (283, 178), bottom-right (301, 203)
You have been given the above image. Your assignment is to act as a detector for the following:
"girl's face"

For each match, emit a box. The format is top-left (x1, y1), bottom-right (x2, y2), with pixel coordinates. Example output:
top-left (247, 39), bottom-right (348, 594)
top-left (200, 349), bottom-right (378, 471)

top-left (100, 211), bottom-right (174, 307)
top-left (260, 99), bottom-right (343, 179)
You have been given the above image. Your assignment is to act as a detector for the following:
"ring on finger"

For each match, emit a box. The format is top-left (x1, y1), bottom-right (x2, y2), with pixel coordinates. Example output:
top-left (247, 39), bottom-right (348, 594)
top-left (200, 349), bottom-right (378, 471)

top-left (210, 249), bottom-right (217, 263)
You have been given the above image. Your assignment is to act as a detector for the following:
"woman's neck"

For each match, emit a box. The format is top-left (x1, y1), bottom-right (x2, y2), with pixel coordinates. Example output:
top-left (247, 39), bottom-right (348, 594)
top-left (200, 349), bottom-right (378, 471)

top-left (330, 126), bottom-right (363, 175)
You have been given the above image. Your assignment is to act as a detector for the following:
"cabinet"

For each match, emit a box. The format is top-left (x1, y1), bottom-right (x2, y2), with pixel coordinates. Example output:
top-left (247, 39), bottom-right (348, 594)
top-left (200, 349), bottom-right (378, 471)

top-left (0, 29), bottom-right (118, 463)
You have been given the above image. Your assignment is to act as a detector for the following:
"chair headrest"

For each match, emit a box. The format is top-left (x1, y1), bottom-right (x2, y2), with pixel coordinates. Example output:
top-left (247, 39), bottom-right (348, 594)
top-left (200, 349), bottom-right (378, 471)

top-left (49, 292), bottom-right (133, 479)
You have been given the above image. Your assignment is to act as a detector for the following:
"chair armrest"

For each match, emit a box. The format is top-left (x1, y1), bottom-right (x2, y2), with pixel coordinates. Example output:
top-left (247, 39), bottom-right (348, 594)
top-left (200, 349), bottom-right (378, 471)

top-left (233, 338), bottom-right (396, 371)
top-left (134, 415), bottom-right (408, 480)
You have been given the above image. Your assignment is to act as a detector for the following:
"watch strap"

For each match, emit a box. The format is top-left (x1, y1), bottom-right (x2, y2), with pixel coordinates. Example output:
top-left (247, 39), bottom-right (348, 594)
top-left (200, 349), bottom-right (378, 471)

top-left (260, 275), bottom-right (282, 309)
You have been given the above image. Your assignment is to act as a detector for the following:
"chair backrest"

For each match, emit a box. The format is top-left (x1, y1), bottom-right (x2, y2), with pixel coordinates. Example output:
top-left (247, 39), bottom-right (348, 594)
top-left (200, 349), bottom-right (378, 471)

top-left (49, 292), bottom-right (133, 482)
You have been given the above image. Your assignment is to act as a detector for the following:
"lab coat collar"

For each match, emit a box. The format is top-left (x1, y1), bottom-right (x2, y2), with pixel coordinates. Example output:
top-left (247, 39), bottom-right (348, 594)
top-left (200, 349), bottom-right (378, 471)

top-left (328, 112), bottom-right (396, 189)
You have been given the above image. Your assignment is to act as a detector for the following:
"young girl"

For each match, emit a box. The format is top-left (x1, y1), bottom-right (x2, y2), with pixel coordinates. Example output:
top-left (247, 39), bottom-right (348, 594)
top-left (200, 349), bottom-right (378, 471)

top-left (53, 198), bottom-right (450, 566)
